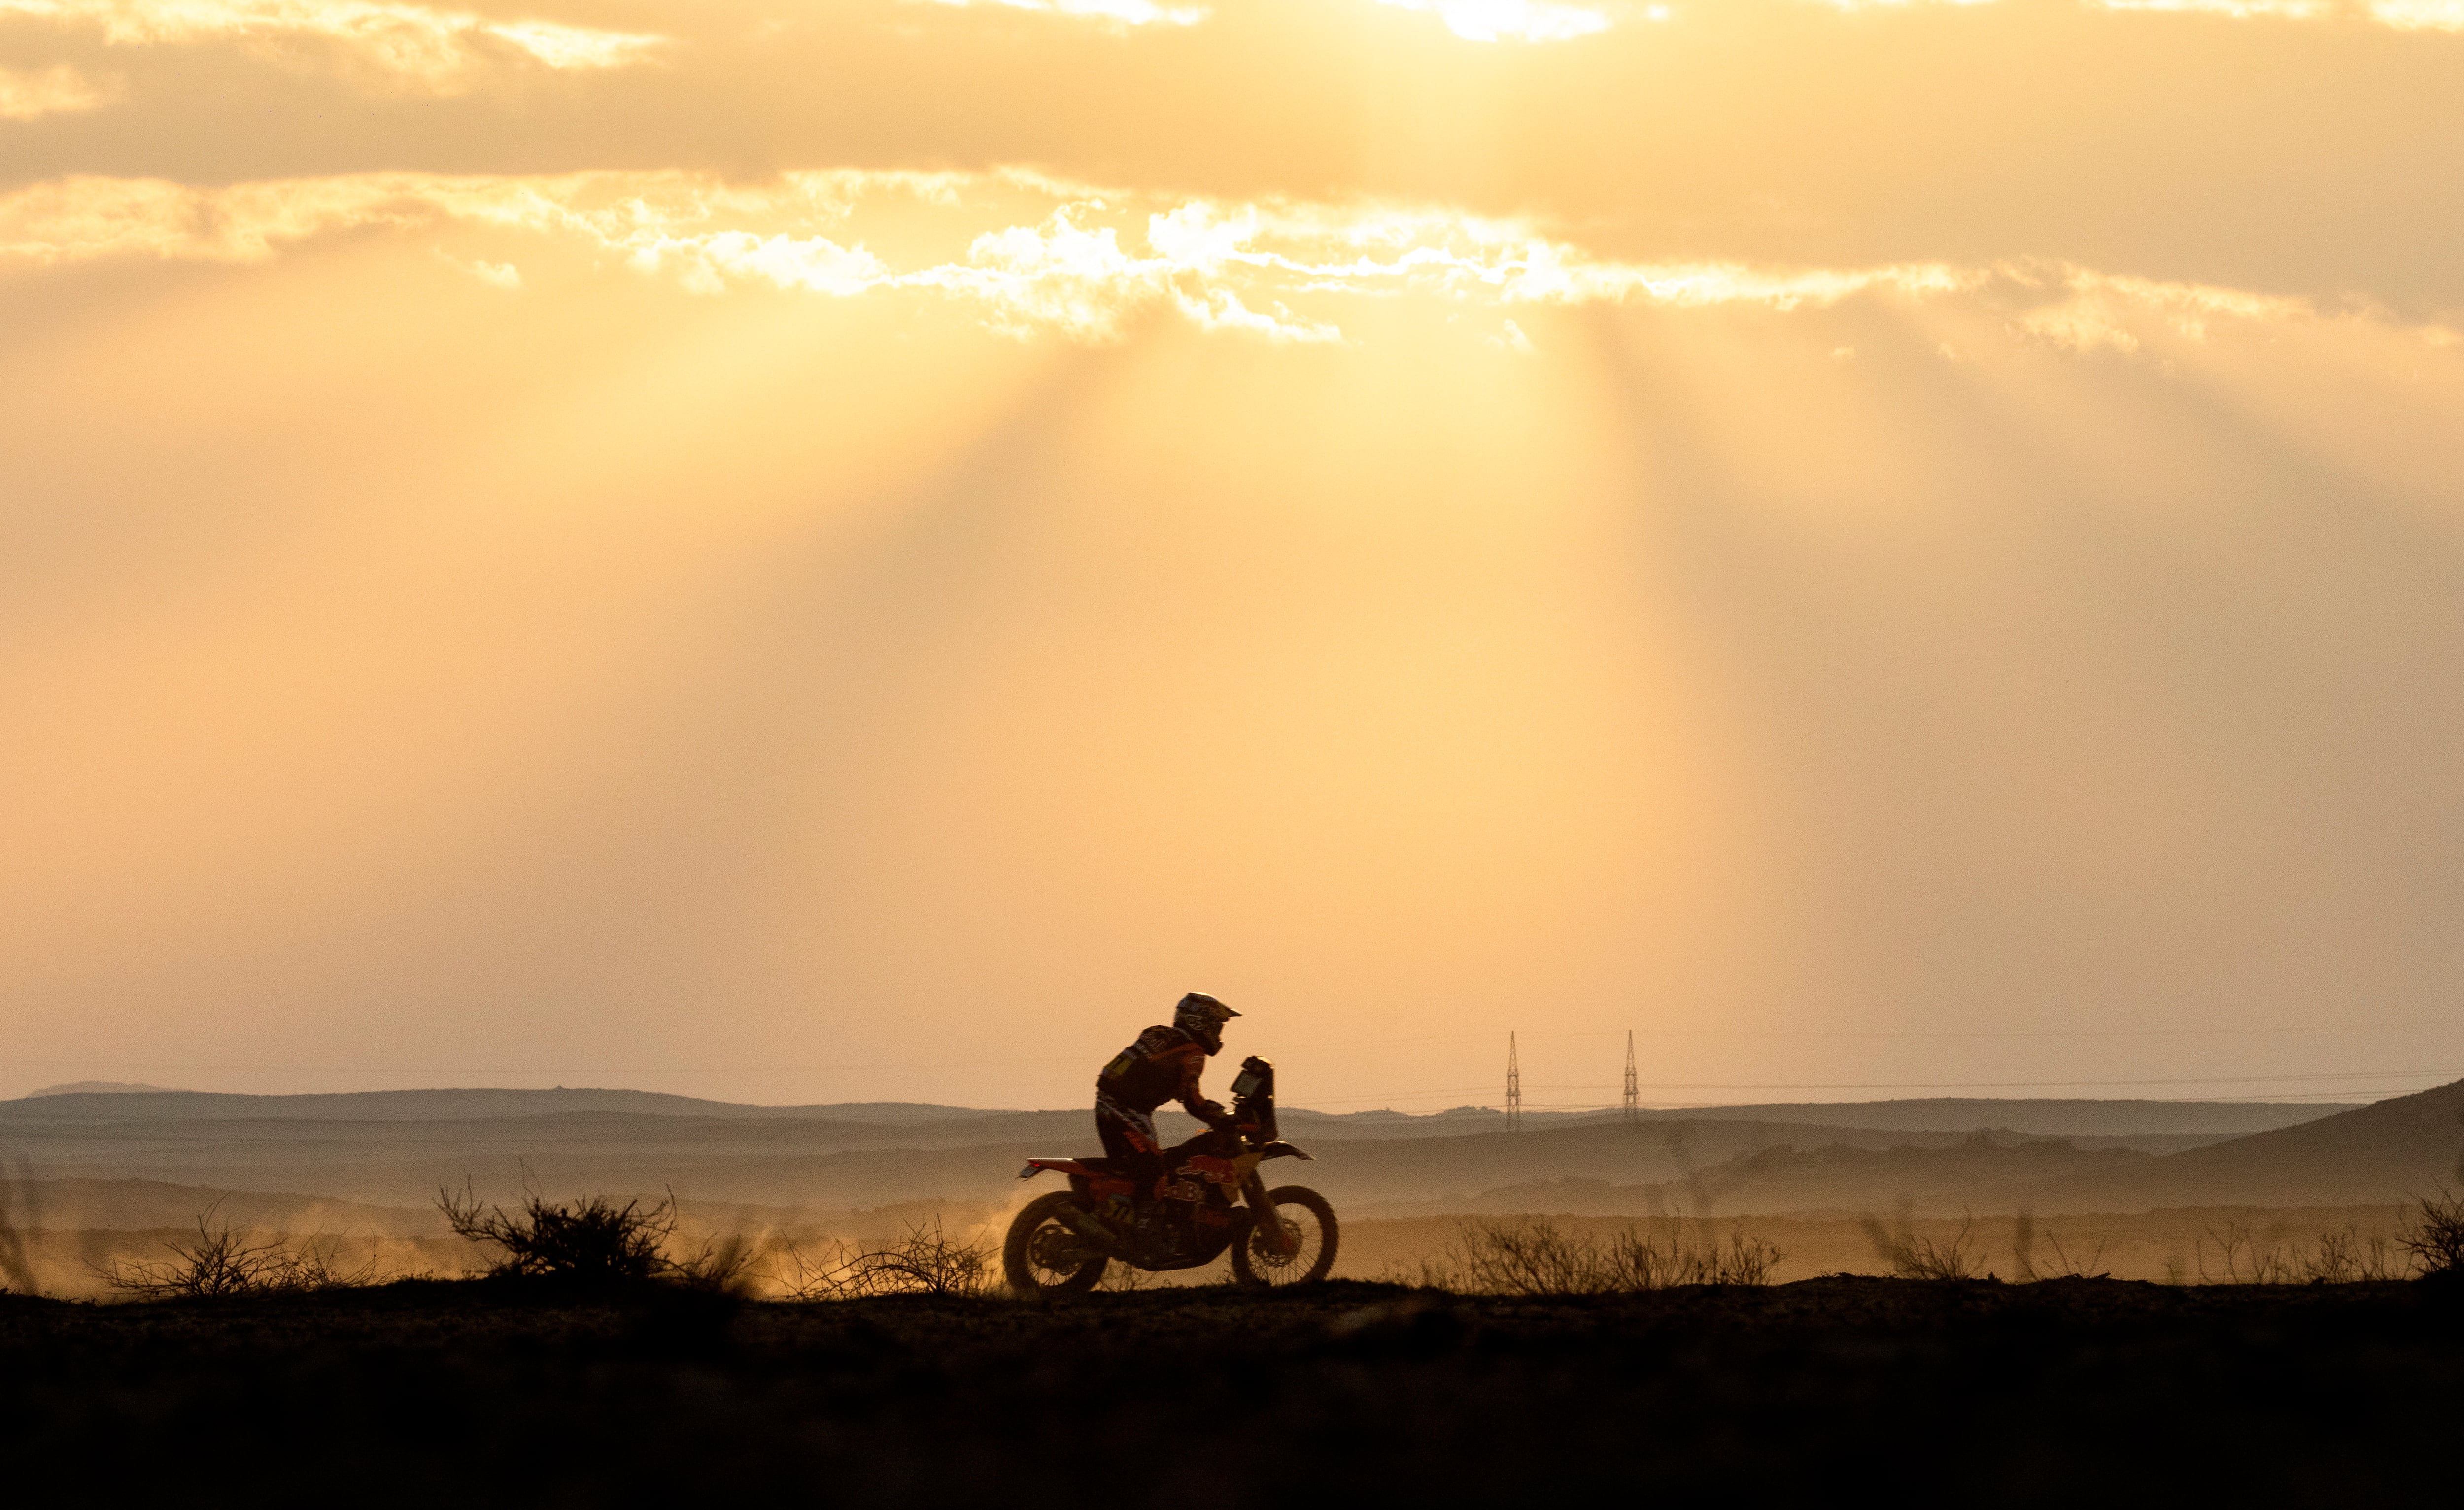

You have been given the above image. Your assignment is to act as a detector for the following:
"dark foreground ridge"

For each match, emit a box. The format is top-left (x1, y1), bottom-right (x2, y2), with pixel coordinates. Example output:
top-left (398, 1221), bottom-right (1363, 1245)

top-left (5, 1277), bottom-right (2458, 1503)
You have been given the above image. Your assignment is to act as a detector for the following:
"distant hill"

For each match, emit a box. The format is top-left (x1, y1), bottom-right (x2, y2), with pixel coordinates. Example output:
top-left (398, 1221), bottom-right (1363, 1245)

top-left (1642, 1098), bottom-right (2360, 1139)
top-left (0, 1083), bottom-right (2397, 1217)
top-left (0, 1177), bottom-right (442, 1235)
top-left (0, 1086), bottom-right (2354, 1139)
top-left (1424, 1137), bottom-right (2150, 1219)
top-left (2027, 1076), bottom-right (2464, 1209)
top-left (0, 1088), bottom-right (1005, 1125)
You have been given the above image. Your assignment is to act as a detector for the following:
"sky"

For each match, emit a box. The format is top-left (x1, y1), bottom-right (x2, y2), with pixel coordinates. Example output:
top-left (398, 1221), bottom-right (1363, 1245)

top-left (4, 0), bottom-right (2462, 1112)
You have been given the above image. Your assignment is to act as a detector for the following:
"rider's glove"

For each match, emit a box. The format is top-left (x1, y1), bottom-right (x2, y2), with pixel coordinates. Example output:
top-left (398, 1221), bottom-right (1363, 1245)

top-left (1195, 1100), bottom-right (1232, 1129)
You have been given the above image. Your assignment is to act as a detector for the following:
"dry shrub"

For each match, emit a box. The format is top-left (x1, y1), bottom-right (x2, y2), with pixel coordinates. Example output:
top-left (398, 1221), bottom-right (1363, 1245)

top-left (1425, 1217), bottom-right (1780, 1295)
top-left (778, 1217), bottom-right (995, 1299)
top-left (2198, 1220), bottom-right (2406, 1284)
top-left (2011, 1216), bottom-right (2109, 1281)
top-left (1861, 1213), bottom-right (1986, 1280)
top-left (439, 1184), bottom-right (677, 1283)
top-left (672, 1235), bottom-right (759, 1295)
top-left (101, 1204), bottom-right (376, 1298)
top-left (2398, 1190), bottom-right (2464, 1277)
top-left (0, 1162), bottom-right (36, 1295)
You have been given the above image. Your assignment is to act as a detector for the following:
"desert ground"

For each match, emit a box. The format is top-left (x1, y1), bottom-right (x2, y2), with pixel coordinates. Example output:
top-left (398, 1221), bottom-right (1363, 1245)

top-left (6, 1079), bottom-right (2462, 1503)
top-left (7, 1276), bottom-right (2463, 1504)
top-left (6, 1079), bottom-right (2458, 1295)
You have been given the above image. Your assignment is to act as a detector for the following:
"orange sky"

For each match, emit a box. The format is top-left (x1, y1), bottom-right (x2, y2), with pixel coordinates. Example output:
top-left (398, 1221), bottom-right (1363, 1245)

top-left (4, 0), bottom-right (2462, 1110)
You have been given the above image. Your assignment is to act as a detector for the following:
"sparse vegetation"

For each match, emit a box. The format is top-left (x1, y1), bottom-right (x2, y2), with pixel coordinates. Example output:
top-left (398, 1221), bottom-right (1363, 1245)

top-left (16, 1276), bottom-right (2464, 1504)
top-left (2196, 1220), bottom-right (2407, 1283)
top-left (0, 1164), bottom-right (34, 1295)
top-left (100, 1204), bottom-right (376, 1298)
top-left (1863, 1212), bottom-right (1987, 1280)
top-left (1422, 1217), bottom-right (1780, 1294)
top-left (2397, 1189), bottom-right (2464, 1277)
top-left (777, 1217), bottom-right (996, 1299)
top-left (438, 1184), bottom-right (679, 1283)
top-left (672, 1234), bottom-right (759, 1294)
top-left (2011, 1216), bottom-right (2110, 1280)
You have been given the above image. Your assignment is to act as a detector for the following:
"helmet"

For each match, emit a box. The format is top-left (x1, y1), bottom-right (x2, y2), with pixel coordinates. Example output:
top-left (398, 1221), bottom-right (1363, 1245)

top-left (1173, 992), bottom-right (1240, 1055)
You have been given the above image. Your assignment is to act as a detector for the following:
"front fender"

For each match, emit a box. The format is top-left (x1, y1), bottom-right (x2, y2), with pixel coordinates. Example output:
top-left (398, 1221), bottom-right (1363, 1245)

top-left (1259, 1140), bottom-right (1312, 1161)
top-left (1242, 1175), bottom-right (1298, 1257)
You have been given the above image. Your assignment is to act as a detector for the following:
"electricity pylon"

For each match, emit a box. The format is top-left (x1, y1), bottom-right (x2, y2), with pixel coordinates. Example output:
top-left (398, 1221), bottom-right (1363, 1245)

top-left (1506, 1032), bottom-right (1523, 1132)
top-left (1623, 1030), bottom-right (1640, 1123)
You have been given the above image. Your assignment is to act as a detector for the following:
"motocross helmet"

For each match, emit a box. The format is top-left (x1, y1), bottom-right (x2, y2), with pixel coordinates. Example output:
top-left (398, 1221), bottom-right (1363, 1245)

top-left (1173, 991), bottom-right (1240, 1055)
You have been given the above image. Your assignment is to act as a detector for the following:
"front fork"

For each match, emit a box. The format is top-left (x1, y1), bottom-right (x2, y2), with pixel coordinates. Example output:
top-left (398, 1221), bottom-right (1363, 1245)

top-left (1243, 1175), bottom-right (1296, 1257)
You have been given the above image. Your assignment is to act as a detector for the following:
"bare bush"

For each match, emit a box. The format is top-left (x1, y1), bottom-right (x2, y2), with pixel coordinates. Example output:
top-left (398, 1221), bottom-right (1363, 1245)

top-left (1605, 1229), bottom-right (1783, 1287)
top-left (2398, 1190), bottom-right (2464, 1278)
top-left (0, 1159), bottom-right (37, 1295)
top-left (439, 1184), bottom-right (677, 1283)
top-left (774, 1238), bottom-right (865, 1299)
top-left (101, 1204), bottom-right (376, 1298)
top-left (1426, 1218), bottom-right (1781, 1295)
top-left (2011, 1214), bottom-right (2110, 1280)
top-left (1863, 1213), bottom-right (1985, 1280)
top-left (672, 1235), bottom-right (758, 1295)
top-left (2199, 1220), bottom-right (2407, 1284)
top-left (1447, 1217), bottom-right (1598, 1295)
top-left (778, 1217), bottom-right (996, 1299)
top-left (2308, 1227), bottom-right (2404, 1283)
top-left (2199, 1222), bottom-right (2284, 1284)
top-left (2026, 1235), bottom-right (2109, 1281)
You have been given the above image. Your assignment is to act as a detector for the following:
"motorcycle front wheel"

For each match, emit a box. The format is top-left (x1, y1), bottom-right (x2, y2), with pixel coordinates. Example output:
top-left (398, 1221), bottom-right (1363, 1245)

top-left (1003, 1192), bottom-right (1111, 1299)
top-left (1230, 1185), bottom-right (1338, 1288)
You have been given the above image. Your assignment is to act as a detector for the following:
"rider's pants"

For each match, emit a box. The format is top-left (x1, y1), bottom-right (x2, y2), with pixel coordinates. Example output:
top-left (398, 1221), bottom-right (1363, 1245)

top-left (1094, 1099), bottom-right (1166, 1199)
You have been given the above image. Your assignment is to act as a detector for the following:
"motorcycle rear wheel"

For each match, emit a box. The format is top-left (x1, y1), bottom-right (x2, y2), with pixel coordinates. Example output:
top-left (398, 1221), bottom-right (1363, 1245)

top-left (1004, 1192), bottom-right (1111, 1299)
top-left (1230, 1185), bottom-right (1338, 1288)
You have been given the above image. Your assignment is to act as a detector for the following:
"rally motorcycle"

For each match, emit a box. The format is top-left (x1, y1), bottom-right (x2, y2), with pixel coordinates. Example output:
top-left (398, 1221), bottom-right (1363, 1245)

top-left (1004, 1056), bottom-right (1338, 1297)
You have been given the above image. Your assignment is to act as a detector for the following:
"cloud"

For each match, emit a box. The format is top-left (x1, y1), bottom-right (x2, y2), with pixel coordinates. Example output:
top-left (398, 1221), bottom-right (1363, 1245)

top-left (0, 61), bottom-right (117, 117)
top-left (1820, 0), bottom-right (2460, 24)
top-left (451, 252), bottom-right (517, 286)
top-left (1373, 0), bottom-right (1618, 42)
top-left (2368, 0), bottom-right (2464, 25)
top-left (0, 0), bottom-right (665, 93)
top-left (904, 0), bottom-right (1208, 27)
top-left (0, 168), bottom-right (2405, 354)
top-left (2088, 0), bottom-right (2332, 16)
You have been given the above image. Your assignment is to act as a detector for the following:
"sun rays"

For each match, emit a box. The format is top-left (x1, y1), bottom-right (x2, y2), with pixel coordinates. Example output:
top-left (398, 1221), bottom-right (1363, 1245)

top-left (3, 0), bottom-right (2462, 1104)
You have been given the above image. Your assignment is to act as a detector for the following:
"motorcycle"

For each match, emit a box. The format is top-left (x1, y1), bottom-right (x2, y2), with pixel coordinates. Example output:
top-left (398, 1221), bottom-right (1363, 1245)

top-left (1003, 1055), bottom-right (1339, 1297)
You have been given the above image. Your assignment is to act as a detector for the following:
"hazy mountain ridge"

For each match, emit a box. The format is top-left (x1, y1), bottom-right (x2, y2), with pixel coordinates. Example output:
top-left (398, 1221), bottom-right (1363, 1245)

top-left (1632, 1097), bottom-right (2366, 1138)
top-left (0, 1178), bottom-right (443, 1236)
top-left (1397, 1135), bottom-right (2156, 1219)
top-left (0, 1086), bottom-right (2355, 1137)
top-left (2026, 1076), bottom-right (2464, 1209)
top-left (4, 1082), bottom-right (2446, 1219)
top-left (0, 1089), bottom-right (1009, 1125)
top-left (0, 1118), bottom-right (2241, 1214)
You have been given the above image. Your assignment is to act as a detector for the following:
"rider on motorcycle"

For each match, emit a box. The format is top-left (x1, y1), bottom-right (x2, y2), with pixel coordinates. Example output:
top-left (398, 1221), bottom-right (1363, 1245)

top-left (1094, 992), bottom-right (1240, 1222)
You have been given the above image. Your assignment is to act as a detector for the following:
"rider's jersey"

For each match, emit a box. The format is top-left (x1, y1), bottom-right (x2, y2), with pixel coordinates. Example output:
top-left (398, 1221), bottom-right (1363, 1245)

top-left (1096, 1024), bottom-right (1219, 1120)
